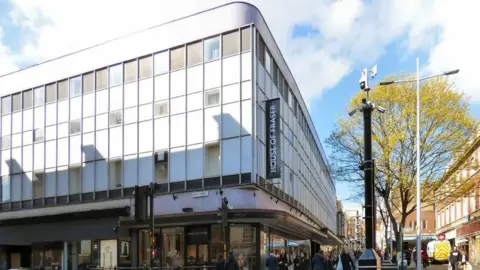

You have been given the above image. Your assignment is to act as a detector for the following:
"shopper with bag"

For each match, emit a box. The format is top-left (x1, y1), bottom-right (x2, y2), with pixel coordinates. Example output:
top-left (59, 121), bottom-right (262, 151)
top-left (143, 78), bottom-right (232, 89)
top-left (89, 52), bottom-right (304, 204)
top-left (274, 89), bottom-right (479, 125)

top-left (449, 247), bottom-right (461, 270)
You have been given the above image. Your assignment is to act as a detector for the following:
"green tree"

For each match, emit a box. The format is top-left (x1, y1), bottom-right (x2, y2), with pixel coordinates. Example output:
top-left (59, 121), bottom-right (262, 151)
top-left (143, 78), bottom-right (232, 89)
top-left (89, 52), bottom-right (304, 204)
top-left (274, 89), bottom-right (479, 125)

top-left (326, 75), bottom-right (477, 248)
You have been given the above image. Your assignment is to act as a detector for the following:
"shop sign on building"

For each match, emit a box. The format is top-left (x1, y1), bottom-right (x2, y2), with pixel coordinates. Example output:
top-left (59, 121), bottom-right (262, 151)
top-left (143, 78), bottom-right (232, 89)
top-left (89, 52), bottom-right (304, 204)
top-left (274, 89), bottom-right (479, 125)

top-left (266, 98), bottom-right (281, 179)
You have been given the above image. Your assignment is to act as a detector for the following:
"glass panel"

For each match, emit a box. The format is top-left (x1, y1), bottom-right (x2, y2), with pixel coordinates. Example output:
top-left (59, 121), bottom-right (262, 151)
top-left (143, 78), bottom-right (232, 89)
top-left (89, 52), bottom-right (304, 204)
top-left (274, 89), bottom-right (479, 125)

top-left (204, 36), bottom-right (220, 61)
top-left (204, 142), bottom-right (220, 177)
top-left (34, 87), bottom-right (45, 106)
top-left (109, 111), bottom-right (123, 126)
top-left (162, 227), bottom-right (185, 267)
top-left (58, 80), bottom-right (69, 100)
top-left (12, 93), bottom-right (21, 112)
top-left (170, 47), bottom-right (185, 70)
top-left (33, 171), bottom-right (44, 199)
top-left (223, 31), bottom-right (239, 57)
top-left (70, 120), bottom-right (81, 135)
top-left (46, 83), bottom-right (56, 103)
top-left (83, 72), bottom-right (94, 93)
top-left (154, 101), bottom-right (169, 117)
top-left (1, 96), bottom-right (10, 114)
top-left (110, 64), bottom-right (123, 87)
top-left (34, 128), bottom-right (44, 142)
top-left (210, 224), bottom-right (223, 263)
top-left (23, 90), bottom-right (33, 109)
top-left (230, 226), bottom-right (256, 269)
top-left (198, 244), bottom-right (208, 264)
top-left (204, 89), bottom-right (220, 107)
top-left (96, 68), bottom-right (108, 90)
top-left (139, 56), bottom-right (153, 79)
top-left (187, 245), bottom-right (197, 265)
top-left (124, 59), bottom-right (137, 83)
top-left (154, 51), bottom-right (169, 75)
top-left (109, 159), bottom-right (122, 189)
top-left (187, 41), bottom-right (203, 66)
top-left (241, 27), bottom-right (251, 52)
top-left (70, 76), bottom-right (82, 97)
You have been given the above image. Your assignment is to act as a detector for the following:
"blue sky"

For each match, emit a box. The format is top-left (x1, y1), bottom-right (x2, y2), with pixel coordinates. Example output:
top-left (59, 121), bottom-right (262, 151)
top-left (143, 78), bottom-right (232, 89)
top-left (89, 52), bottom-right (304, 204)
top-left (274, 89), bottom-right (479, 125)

top-left (0, 0), bottom-right (478, 210)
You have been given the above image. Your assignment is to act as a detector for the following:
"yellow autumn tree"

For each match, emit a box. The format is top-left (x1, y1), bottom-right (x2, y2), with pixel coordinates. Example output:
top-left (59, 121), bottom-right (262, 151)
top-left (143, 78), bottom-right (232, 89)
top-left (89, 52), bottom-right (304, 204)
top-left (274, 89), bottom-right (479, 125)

top-left (326, 75), bottom-right (478, 247)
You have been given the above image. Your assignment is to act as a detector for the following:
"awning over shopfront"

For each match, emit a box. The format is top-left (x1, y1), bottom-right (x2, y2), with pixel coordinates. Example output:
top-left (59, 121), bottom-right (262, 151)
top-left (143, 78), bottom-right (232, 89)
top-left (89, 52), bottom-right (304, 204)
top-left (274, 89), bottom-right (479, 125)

top-left (455, 238), bottom-right (468, 246)
top-left (120, 208), bottom-right (342, 245)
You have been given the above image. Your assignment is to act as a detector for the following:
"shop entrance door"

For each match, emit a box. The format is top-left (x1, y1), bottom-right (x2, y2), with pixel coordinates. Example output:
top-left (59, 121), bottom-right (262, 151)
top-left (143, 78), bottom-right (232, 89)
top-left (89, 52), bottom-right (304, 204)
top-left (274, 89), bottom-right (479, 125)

top-left (186, 226), bottom-right (210, 267)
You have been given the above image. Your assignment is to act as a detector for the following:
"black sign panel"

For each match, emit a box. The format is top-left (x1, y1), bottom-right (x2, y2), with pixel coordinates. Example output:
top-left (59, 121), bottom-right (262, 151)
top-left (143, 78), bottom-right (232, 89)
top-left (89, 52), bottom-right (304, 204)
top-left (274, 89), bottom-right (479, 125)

top-left (266, 98), bottom-right (281, 179)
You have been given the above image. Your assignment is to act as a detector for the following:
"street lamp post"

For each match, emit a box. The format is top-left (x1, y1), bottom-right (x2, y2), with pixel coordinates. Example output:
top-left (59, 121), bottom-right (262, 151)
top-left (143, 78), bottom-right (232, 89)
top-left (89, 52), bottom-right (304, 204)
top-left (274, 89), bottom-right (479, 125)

top-left (379, 58), bottom-right (459, 270)
top-left (349, 65), bottom-right (384, 270)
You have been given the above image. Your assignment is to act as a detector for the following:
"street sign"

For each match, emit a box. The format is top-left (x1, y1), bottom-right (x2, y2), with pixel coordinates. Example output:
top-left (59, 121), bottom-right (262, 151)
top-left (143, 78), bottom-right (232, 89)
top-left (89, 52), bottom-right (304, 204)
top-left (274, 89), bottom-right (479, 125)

top-left (403, 227), bottom-right (413, 233)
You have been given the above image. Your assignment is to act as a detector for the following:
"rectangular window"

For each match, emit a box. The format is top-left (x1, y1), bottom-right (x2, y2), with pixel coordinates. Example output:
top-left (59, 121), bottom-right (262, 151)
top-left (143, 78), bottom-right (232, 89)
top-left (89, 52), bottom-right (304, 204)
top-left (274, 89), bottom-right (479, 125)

top-left (170, 46), bottom-right (185, 70)
top-left (109, 159), bottom-right (122, 189)
top-left (204, 89), bottom-right (220, 107)
top-left (205, 142), bottom-right (220, 177)
top-left (70, 76), bottom-right (82, 97)
top-left (33, 171), bottom-right (44, 199)
top-left (96, 68), bottom-right (108, 90)
top-left (58, 80), bottom-right (69, 100)
top-left (139, 56), bottom-right (153, 79)
top-left (154, 101), bottom-right (169, 117)
top-left (12, 93), bottom-right (22, 112)
top-left (109, 64), bottom-right (123, 87)
top-left (34, 128), bottom-right (44, 142)
top-left (204, 36), bottom-right (220, 61)
top-left (124, 60), bottom-right (137, 83)
top-left (241, 27), bottom-right (251, 52)
top-left (155, 151), bottom-right (168, 184)
top-left (272, 61), bottom-right (278, 87)
top-left (34, 87), bottom-right (45, 106)
top-left (23, 90), bottom-right (33, 109)
top-left (223, 30), bottom-right (239, 57)
top-left (1, 176), bottom-right (10, 202)
top-left (265, 50), bottom-right (272, 75)
top-left (46, 83), bottom-right (56, 103)
top-left (70, 120), bottom-right (81, 135)
top-left (187, 41), bottom-right (202, 66)
top-left (2, 135), bottom-right (10, 149)
top-left (1, 96), bottom-right (10, 115)
top-left (257, 33), bottom-right (265, 66)
top-left (109, 111), bottom-right (122, 126)
top-left (83, 72), bottom-right (94, 93)
top-left (70, 166), bottom-right (81, 194)
top-left (422, 220), bottom-right (427, 230)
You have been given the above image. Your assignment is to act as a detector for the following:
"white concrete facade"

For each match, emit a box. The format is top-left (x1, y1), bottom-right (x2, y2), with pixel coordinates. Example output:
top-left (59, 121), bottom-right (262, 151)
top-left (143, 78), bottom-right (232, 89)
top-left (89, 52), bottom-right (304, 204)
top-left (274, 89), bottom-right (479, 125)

top-left (0, 2), bottom-right (336, 232)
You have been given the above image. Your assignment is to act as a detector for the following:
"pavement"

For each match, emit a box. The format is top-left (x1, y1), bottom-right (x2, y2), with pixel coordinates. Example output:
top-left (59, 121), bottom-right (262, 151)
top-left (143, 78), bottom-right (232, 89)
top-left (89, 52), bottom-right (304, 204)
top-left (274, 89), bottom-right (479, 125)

top-left (402, 263), bottom-right (480, 270)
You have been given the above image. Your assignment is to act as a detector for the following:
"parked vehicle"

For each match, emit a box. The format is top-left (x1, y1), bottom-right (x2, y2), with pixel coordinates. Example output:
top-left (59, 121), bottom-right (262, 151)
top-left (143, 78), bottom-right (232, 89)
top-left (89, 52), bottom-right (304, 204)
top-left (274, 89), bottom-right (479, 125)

top-left (427, 240), bottom-right (451, 263)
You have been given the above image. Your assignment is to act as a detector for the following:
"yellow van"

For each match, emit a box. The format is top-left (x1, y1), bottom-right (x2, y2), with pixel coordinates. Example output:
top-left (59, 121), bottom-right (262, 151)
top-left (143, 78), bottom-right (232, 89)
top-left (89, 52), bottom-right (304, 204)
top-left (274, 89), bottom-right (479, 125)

top-left (427, 240), bottom-right (451, 263)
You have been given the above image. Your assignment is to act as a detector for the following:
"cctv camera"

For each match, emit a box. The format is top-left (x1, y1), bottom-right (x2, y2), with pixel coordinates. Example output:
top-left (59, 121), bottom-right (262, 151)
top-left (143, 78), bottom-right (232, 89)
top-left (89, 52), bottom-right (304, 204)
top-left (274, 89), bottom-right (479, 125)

top-left (359, 68), bottom-right (369, 91)
top-left (376, 106), bottom-right (386, 113)
top-left (348, 109), bottom-right (357, 117)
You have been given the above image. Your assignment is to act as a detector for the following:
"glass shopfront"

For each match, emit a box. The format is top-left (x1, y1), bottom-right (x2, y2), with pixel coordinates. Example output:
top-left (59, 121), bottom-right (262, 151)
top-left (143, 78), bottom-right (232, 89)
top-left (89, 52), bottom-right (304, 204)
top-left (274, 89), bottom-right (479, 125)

top-left (230, 225), bottom-right (256, 270)
top-left (138, 224), bottom-right (259, 269)
top-left (31, 242), bottom-right (64, 270)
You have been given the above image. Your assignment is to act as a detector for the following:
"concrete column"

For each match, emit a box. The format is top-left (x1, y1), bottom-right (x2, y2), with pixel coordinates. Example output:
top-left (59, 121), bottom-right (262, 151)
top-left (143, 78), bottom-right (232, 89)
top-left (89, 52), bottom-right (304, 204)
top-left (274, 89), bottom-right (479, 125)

top-left (63, 241), bottom-right (68, 270)
top-left (72, 242), bottom-right (78, 270)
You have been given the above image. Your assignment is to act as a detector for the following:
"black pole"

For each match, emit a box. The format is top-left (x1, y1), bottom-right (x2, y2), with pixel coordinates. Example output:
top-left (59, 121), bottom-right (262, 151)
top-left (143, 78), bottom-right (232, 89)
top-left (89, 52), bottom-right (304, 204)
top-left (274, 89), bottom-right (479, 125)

top-left (357, 98), bottom-right (380, 269)
top-left (362, 98), bottom-right (375, 249)
top-left (222, 198), bottom-right (228, 259)
top-left (150, 183), bottom-right (155, 266)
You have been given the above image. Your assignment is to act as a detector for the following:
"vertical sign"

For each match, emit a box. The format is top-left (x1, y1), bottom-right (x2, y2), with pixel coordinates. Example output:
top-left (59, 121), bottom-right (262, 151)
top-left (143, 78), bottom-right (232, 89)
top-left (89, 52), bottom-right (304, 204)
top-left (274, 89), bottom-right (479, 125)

top-left (266, 98), bottom-right (281, 179)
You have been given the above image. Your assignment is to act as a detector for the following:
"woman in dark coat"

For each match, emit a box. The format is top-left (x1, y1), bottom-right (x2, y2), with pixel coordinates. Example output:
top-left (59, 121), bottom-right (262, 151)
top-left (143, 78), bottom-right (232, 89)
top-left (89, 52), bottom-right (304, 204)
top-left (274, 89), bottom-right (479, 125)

top-left (299, 252), bottom-right (310, 270)
top-left (278, 248), bottom-right (291, 270)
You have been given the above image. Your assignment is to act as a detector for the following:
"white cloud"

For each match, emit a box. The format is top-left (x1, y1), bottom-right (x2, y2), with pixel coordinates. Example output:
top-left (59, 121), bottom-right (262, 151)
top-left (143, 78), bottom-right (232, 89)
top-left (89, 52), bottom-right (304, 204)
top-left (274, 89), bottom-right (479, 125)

top-left (0, 28), bottom-right (18, 75)
top-left (2, 0), bottom-right (479, 106)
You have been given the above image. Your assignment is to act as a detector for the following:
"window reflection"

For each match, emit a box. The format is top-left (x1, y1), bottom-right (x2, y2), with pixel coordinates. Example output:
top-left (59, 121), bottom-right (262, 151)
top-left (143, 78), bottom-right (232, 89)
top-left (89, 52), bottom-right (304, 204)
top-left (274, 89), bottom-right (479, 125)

top-left (162, 227), bottom-right (185, 267)
top-left (230, 226), bottom-right (257, 270)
